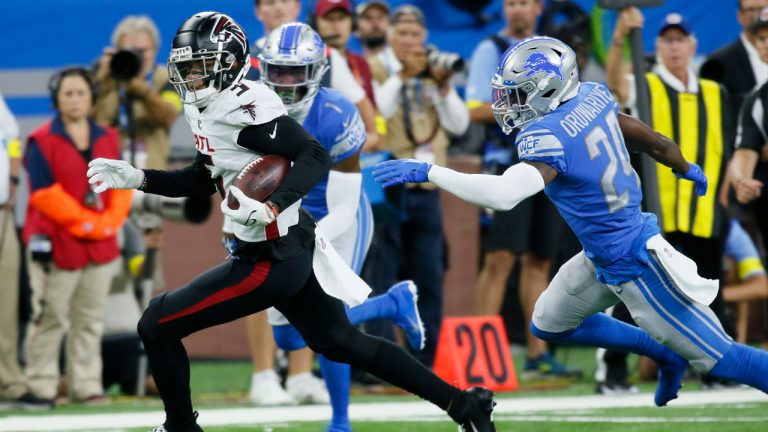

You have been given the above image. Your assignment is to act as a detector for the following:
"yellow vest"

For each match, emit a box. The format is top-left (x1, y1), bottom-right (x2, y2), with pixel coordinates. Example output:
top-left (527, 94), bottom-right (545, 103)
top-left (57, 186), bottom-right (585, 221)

top-left (645, 73), bottom-right (731, 238)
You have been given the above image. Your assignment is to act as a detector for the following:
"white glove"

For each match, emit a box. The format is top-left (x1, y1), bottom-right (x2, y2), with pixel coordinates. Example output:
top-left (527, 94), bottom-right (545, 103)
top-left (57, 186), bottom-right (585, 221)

top-left (220, 186), bottom-right (277, 227)
top-left (87, 158), bottom-right (144, 193)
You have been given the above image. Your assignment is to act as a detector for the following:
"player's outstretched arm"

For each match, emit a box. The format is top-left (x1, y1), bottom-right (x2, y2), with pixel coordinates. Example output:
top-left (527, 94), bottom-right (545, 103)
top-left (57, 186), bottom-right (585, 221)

top-left (88, 153), bottom-right (217, 197)
top-left (618, 112), bottom-right (708, 195)
top-left (373, 158), bottom-right (553, 211)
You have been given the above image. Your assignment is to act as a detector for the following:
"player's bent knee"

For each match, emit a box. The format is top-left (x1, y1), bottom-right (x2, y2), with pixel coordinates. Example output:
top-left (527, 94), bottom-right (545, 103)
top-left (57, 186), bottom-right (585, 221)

top-left (272, 324), bottom-right (308, 351)
top-left (530, 320), bottom-right (573, 342)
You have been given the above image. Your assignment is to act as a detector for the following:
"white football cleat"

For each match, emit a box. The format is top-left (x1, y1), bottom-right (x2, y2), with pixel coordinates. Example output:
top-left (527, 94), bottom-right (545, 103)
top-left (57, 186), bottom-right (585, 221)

top-left (286, 372), bottom-right (330, 404)
top-left (249, 370), bottom-right (296, 406)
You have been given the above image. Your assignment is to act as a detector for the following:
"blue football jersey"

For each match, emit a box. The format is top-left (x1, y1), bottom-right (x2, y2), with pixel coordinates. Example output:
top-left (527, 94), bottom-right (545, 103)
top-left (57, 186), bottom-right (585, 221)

top-left (516, 82), bottom-right (660, 284)
top-left (300, 88), bottom-right (367, 220)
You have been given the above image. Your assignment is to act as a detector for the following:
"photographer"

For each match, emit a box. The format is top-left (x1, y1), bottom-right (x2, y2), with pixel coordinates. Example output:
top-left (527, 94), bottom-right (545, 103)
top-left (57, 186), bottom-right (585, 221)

top-left (367, 4), bottom-right (468, 365)
top-left (93, 15), bottom-right (181, 170)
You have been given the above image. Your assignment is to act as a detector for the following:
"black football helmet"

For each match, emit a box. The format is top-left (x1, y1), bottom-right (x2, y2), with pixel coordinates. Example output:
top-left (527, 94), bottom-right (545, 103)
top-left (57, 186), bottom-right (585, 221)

top-left (168, 11), bottom-right (250, 107)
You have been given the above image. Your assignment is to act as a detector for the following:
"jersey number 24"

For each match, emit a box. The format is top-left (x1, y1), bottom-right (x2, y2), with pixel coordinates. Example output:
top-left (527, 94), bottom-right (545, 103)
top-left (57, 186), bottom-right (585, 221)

top-left (585, 111), bottom-right (640, 213)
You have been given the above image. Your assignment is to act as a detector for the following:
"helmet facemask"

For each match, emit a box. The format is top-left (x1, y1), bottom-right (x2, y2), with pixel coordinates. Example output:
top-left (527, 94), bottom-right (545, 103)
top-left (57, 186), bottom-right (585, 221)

top-left (168, 47), bottom-right (240, 108)
top-left (491, 77), bottom-right (539, 134)
top-left (261, 60), bottom-right (328, 116)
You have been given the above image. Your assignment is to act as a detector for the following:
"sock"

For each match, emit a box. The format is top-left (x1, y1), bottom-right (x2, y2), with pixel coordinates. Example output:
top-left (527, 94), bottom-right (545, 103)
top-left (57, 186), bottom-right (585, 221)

top-left (346, 294), bottom-right (398, 325)
top-left (532, 312), bottom-right (686, 406)
top-left (709, 343), bottom-right (768, 392)
top-left (319, 355), bottom-right (351, 431)
top-left (531, 313), bottom-right (677, 362)
top-left (272, 324), bottom-right (308, 351)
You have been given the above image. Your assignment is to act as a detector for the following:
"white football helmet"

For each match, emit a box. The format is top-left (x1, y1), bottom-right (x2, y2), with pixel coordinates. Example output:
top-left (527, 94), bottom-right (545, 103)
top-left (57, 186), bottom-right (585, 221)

top-left (491, 36), bottom-right (580, 134)
top-left (259, 22), bottom-right (329, 115)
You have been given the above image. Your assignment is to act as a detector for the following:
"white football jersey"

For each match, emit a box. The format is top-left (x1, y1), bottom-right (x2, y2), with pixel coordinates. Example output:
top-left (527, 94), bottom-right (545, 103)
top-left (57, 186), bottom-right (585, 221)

top-left (184, 79), bottom-right (301, 242)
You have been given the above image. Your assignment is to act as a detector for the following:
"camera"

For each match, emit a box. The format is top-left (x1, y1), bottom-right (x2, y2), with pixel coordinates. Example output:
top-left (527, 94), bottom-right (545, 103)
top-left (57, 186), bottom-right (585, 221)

top-left (110, 49), bottom-right (143, 81)
top-left (131, 190), bottom-right (212, 229)
top-left (418, 47), bottom-right (465, 78)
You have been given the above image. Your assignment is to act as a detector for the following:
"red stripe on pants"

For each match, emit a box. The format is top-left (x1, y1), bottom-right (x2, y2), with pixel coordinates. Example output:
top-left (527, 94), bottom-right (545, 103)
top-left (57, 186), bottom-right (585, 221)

top-left (158, 261), bottom-right (271, 324)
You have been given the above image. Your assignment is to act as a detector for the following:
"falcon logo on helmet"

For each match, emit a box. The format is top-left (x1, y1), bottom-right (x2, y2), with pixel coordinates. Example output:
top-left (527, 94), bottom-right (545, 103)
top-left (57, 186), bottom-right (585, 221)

top-left (211, 16), bottom-right (247, 52)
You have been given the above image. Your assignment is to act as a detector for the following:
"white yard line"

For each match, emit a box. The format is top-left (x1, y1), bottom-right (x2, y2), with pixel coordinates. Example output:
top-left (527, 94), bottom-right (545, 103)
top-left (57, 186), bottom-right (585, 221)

top-left (0, 388), bottom-right (764, 431)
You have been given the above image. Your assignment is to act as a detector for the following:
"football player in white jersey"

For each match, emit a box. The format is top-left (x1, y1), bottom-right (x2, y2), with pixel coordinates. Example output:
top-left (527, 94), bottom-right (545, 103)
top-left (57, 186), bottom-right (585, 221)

top-left (255, 23), bottom-right (426, 432)
top-left (87, 12), bottom-right (495, 432)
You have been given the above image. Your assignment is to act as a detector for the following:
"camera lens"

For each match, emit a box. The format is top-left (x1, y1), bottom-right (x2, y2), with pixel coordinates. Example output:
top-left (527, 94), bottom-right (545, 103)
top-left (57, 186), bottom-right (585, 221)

top-left (110, 49), bottom-right (142, 81)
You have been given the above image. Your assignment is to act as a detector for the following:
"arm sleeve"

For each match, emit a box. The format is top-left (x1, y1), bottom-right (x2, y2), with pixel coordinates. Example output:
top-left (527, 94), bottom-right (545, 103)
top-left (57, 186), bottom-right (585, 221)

top-left (317, 170), bottom-right (362, 243)
top-left (142, 152), bottom-right (217, 197)
top-left (725, 220), bottom-right (766, 280)
top-left (237, 115), bottom-right (332, 211)
top-left (427, 162), bottom-right (545, 211)
top-left (330, 50), bottom-right (365, 104)
top-left (735, 91), bottom-right (766, 153)
top-left (374, 74), bottom-right (404, 119)
top-left (435, 86), bottom-right (470, 136)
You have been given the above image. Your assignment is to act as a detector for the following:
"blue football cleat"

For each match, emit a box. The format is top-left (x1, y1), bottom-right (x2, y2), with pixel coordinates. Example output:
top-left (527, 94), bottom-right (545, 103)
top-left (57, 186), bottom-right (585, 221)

top-left (655, 353), bottom-right (688, 407)
top-left (388, 280), bottom-right (427, 351)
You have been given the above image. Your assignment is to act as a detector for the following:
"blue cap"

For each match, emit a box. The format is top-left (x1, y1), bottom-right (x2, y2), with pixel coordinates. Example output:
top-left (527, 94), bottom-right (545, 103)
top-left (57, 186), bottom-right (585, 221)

top-left (658, 13), bottom-right (692, 36)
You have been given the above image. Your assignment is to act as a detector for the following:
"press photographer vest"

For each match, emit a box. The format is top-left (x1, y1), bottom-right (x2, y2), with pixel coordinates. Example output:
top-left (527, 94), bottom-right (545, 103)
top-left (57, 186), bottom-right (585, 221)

top-left (645, 73), bottom-right (731, 239)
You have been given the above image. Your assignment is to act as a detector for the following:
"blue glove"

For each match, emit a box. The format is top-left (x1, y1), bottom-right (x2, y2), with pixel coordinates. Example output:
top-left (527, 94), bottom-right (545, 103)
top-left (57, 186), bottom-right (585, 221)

top-left (372, 159), bottom-right (432, 188)
top-left (677, 163), bottom-right (708, 196)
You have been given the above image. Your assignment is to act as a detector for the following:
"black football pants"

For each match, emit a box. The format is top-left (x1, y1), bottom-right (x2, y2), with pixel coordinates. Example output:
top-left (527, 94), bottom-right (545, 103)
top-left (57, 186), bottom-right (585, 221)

top-left (137, 247), bottom-right (462, 430)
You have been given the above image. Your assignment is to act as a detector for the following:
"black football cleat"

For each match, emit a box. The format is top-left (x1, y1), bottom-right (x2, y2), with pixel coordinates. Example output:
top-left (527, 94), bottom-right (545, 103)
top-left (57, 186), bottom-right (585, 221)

top-left (458, 387), bottom-right (496, 432)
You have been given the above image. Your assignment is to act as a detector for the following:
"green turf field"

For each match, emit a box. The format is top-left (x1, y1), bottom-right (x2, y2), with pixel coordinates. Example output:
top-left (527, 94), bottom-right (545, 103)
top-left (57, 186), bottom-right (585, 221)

top-left (2, 348), bottom-right (767, 432)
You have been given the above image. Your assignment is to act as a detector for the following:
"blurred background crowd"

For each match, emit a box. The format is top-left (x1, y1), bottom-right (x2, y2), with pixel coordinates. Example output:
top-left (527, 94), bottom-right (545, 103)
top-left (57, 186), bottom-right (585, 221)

top-left (2, 0), bottom-right (768, 410)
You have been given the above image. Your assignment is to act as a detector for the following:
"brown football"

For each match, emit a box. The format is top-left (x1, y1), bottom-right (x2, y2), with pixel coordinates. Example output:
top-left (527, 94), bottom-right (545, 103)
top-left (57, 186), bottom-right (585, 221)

top-left (227, 154), bottom-right (290, 209)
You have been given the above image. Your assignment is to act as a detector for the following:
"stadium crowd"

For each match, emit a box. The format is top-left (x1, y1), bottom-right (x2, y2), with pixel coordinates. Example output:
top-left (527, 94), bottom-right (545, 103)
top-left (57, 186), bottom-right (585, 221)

top-left (1, 0), bottom-right (768, 423)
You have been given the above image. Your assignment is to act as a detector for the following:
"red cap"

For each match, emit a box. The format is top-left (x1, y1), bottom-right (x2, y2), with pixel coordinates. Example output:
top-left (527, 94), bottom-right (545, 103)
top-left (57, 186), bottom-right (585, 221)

top-left (314, 0), bottom-right (352, 17)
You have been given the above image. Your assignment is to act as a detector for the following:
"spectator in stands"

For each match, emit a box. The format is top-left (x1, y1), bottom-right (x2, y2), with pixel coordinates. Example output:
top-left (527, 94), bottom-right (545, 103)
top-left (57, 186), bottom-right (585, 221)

top-left (0, 93), bottom-right (50, 409)
top-left (730, 7), bottom-right (768, 256)
top-left (355, 1), bottom-right (391, 59)
top-left (22, 67), bottom-right (132, 405)
top-left (311, 0), bottom-right (383, 150)
top-left (608, 11), bottom-right (737, 388)
top-left (700, 0), bottom-right (768, 126)
top-left (721, 220), bottom-right (768, 344)
top-left (367, 4), bottom-right (469, 366)
top-left (466, 0), bottom-right (578, 379)
top-left (92, 15), bottom-right (181, 170)
top-left (248, 0), bottom-right (379, 150)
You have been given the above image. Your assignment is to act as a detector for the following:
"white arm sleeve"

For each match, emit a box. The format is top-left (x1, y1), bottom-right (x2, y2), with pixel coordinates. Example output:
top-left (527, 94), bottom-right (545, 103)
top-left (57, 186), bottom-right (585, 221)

top-left (427, 162), bottom-right (545, 211)
top-left (434, 86), bottom-right (470, 136)
top-left (374, 74), bottom-right (403, 119)
top-left (330, 49), bottom-right (365, 104)
top-left (317, 170), bottom-right (362, 243)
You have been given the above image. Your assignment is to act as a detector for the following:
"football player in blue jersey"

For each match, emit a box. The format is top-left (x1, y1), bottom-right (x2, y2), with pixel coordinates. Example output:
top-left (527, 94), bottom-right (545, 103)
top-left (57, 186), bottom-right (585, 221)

top-left (375, 36), bottom-right (768, 405)
top-left (256, 22), bottom-right (426, 432)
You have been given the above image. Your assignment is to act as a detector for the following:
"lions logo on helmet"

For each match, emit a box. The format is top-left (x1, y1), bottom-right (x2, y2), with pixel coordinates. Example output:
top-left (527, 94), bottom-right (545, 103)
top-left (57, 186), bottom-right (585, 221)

top-left (168, 11), bottom-right (251, 108)
top-left (259, 23), bottom-right (329, 116)
top-left (491, 36), bottom-right (579, 134)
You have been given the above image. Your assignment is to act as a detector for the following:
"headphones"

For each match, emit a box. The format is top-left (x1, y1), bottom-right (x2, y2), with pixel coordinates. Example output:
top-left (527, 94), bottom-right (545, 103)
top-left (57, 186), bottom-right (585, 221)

top-left (48, 67), bottom-right (97, 109)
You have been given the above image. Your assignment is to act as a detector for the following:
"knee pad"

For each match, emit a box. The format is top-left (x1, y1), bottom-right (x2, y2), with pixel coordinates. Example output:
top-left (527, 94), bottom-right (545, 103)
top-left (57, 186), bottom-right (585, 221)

top-left (272, 324), bottom-right (307, 351)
